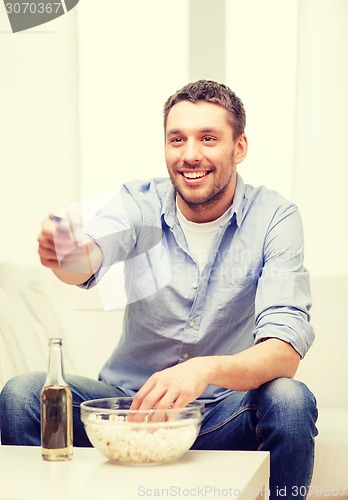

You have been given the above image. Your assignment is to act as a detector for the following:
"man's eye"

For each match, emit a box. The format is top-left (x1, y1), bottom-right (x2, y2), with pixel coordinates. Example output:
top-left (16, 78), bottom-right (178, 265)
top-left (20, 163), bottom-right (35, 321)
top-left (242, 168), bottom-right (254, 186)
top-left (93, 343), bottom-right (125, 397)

top-left (202, 136), bottom-right (215, 142)
top-left (171, 137), bottom-right (183, 143)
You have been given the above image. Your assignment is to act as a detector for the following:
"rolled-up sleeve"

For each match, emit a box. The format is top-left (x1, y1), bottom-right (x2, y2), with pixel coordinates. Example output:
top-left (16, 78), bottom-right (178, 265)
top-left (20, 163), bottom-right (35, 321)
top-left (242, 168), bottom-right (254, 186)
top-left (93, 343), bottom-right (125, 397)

top-left (253, 204), bottom-right (315, 358)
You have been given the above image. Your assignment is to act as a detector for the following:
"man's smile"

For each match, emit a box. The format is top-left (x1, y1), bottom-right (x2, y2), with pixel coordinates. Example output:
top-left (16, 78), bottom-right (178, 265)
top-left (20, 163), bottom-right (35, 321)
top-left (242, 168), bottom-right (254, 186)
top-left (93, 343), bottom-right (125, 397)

top-left (182, 171), bottom-right (208, 179)
top-left (178, 169), bottom-right (212, 185)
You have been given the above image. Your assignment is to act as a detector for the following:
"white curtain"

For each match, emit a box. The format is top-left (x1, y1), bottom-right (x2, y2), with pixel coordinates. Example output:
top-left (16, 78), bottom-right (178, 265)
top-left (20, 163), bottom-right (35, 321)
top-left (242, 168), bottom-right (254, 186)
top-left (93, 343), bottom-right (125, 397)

top-left (294, 0), bottom-right (348, 276)
top-left (226, 0), bottom-right (348, 276)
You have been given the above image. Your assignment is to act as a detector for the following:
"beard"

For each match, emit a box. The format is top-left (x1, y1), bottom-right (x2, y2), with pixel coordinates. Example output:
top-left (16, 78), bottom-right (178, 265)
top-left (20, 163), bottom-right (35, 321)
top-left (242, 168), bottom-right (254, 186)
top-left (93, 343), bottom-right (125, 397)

top-left (176, 175), bottom-right (232, 209)
top-left (168, 161), bottom-right (235, 212)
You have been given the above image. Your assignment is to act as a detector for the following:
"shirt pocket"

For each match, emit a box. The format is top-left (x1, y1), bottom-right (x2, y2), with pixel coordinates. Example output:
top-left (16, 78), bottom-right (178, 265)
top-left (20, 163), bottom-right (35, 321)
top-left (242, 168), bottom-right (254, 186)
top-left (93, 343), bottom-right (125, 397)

top-left (217, 273), bottom-right (260, 321)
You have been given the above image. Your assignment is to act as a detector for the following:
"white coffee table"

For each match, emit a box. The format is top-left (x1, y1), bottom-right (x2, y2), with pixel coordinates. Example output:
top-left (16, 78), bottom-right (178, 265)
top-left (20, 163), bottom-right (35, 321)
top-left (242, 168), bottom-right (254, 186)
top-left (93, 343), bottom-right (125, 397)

top-left (0, 446), bottom-right (269, 500)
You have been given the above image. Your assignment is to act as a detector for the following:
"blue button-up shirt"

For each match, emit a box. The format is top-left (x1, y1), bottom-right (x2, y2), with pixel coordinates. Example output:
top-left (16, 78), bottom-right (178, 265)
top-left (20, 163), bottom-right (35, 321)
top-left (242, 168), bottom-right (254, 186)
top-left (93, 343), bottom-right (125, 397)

top-left (82, 174), bottom-right (314, 404)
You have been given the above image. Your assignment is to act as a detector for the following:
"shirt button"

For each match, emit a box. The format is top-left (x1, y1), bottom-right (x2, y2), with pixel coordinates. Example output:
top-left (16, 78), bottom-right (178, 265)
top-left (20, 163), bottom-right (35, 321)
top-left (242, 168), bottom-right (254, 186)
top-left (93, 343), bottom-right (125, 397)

top-left (188, 320), bottom-right (195, 328)
top-left (183, 353), bottom-right (190, 360)
top-left (192, 282), bottom-right (198, 289)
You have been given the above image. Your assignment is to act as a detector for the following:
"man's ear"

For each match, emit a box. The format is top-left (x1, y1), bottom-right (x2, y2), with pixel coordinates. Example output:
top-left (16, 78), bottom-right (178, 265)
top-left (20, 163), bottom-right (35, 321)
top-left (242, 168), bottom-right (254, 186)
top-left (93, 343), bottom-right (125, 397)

top-left (234, 134), bottom-right (248, 165)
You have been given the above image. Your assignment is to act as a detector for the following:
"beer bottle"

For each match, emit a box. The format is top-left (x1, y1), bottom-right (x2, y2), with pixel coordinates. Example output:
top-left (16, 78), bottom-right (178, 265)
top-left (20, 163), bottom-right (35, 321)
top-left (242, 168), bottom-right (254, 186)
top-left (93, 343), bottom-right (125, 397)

top-left (40, 338), bottom-right (73, 460)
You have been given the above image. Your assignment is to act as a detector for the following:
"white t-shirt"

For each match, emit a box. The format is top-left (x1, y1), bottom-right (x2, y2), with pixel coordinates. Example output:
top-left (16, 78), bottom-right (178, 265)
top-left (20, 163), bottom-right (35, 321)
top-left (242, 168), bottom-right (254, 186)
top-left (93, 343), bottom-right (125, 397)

top-left (176, 200), bottom-right (231, 272)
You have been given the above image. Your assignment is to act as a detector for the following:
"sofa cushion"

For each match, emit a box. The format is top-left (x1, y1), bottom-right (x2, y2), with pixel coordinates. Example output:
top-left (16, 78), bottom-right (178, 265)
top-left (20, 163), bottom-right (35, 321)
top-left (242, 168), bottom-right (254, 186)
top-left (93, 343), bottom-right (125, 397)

top-left (0, 262), bottom-right (76, 390)
top-left (296, 275), bottom-right (348, 409)
top-left (310, 408), bottom-right (348, 497)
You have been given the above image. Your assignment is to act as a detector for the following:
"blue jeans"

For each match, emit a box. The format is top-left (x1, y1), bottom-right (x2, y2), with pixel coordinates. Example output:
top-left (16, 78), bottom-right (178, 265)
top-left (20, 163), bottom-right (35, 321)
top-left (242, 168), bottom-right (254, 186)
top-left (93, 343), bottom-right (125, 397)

top-left (0, 373), bottom-right (318, 499)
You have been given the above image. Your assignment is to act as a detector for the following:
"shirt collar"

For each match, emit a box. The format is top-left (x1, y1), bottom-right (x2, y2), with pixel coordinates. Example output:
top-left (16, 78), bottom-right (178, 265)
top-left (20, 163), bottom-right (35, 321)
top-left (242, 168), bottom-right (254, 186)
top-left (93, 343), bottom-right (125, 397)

top-left (161, 173), bottom-right (246, 229)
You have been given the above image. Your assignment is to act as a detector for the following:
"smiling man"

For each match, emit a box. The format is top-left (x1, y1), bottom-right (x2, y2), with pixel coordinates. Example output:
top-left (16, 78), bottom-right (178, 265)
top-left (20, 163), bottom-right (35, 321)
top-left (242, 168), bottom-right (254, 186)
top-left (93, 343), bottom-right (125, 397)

top-left (0, 80), bottom-right (318, 500)
top-left (164, 99), bottom-right (247, 222)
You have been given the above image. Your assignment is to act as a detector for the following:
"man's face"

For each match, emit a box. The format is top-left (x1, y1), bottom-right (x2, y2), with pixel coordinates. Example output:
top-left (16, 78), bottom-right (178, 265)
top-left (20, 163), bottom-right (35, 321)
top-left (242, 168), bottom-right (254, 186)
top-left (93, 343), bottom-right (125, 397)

top-left (165, 101), bottom-right (247, 222)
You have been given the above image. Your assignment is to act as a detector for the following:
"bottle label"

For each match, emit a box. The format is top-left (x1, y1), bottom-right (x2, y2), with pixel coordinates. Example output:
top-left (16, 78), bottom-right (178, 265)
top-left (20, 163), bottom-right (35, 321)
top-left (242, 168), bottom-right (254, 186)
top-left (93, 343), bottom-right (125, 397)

top-left (41, 386), bottom-right (73, 451)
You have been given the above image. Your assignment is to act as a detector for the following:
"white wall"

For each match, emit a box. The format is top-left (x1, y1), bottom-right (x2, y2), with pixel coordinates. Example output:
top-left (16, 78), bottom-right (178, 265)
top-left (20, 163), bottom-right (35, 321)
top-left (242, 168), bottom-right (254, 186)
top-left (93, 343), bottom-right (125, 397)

top-left (226, 0), bottom-right (299, 201)
top-left (77, 0), bottom-right (189, 198)
top-left (0, 7), bottom-right (80, 266)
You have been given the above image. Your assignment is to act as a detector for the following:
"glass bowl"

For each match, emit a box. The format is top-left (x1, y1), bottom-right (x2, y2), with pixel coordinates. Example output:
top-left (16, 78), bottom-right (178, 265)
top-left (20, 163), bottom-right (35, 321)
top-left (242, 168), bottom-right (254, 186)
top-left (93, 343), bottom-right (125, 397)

top-left (80, 397), bottom-right (204, 464)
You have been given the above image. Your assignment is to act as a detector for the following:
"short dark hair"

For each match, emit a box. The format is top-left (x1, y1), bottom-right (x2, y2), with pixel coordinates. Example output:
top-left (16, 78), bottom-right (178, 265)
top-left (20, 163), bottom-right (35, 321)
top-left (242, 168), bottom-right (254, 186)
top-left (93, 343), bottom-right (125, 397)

top-left (163, 80), bottom-right (246, 138)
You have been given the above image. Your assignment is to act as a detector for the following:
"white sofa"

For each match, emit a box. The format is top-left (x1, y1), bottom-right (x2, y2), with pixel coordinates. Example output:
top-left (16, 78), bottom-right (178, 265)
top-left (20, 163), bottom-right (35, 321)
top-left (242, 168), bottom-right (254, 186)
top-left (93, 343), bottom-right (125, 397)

top-left (296, 275), bottom-right (348, 497)
top-left (0, 261), bottom-right (347, 497)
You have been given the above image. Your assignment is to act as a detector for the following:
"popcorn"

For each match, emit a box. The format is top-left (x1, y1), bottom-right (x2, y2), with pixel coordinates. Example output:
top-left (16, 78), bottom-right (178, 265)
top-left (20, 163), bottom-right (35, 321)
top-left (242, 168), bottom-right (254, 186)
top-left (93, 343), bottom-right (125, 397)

top-left (85, 414), bottom-right (200, 464)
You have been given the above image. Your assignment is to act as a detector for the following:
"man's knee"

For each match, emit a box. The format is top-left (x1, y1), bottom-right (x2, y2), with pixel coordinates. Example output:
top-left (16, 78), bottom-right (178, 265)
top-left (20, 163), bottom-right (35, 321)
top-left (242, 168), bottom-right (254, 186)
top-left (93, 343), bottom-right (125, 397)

top-left (263, 378), bottom-right (316, 408)
top-left (0, 372), bottom-right (45, 445)
top-left (258, 378), bottom-right (318, 434)
top-left (0, 372), bottom-right (45, 412)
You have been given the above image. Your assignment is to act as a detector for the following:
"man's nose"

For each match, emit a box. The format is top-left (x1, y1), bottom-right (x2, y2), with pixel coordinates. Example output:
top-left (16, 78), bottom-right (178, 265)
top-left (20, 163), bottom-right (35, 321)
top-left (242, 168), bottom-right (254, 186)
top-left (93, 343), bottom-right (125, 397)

top-left (182, 140), bottom-right (203, 164)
